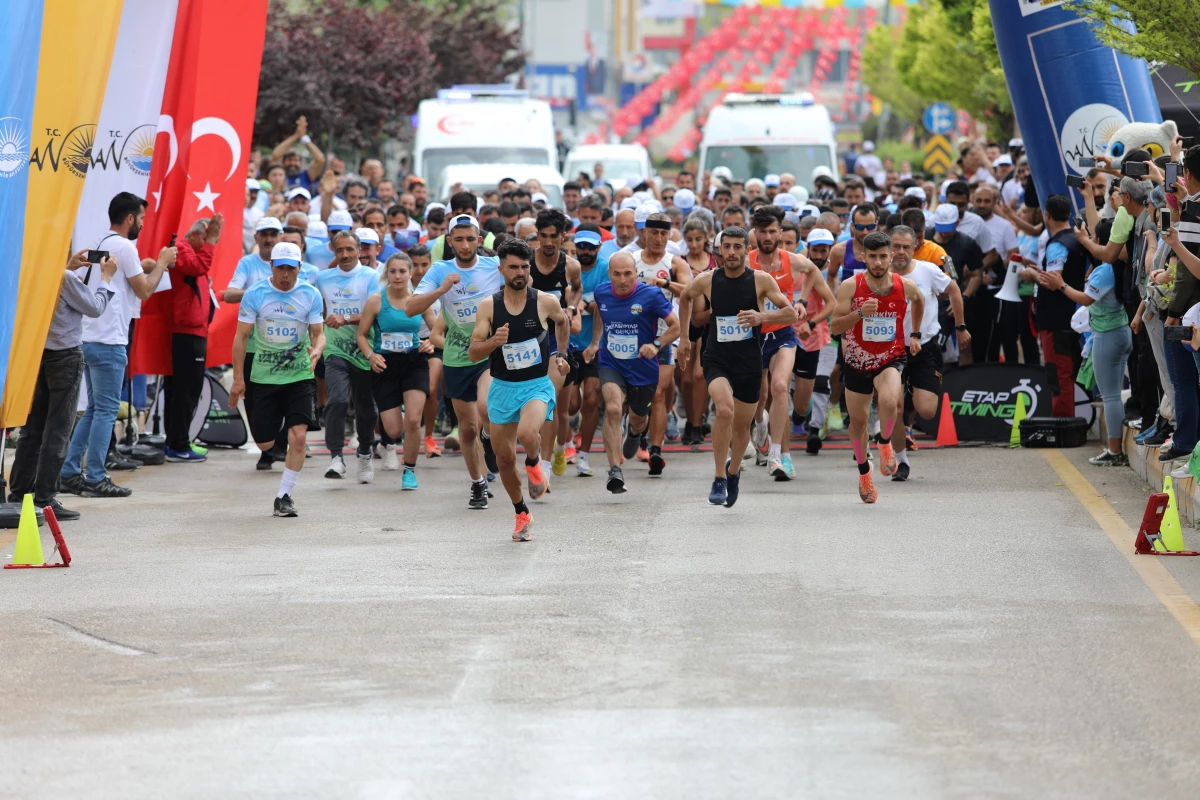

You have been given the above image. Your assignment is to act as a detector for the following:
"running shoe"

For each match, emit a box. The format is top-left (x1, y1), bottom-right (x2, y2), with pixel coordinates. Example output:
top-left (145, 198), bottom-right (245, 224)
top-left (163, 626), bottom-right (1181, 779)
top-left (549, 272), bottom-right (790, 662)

top-left (1089, 450), bottom-right (1129, 467)
top-left (768, 453), bottom-right (786, 480)
top-left (879, 442), bottom-right (897, 477)
top-left (190, 442), bottom-right (209, 456)
top-left (708, 476), bottom-right (728, 505)
top-left (781, 453), bottom-right (796, 480)
top-left (46, 498), bottom-right (80, 521)
top-left (482, 436), bottom-right (499, 474)
top-left (273, 494), bottom-right (298, 517)
top-left (576, 452), bottom-right (594, 477)
top-left (806, 429), bottom-right (822, 455)
top-left (564, 442), bottom-right (577, 464)
top-left (256, 451), bottom-right (274, 471)
top-left (649, 450), bottom-right (665, 476)
top-left (59, 473), bottom-right (85, 497)
top-left (892, 462), bottom-right (910, 482)
top-left (724, 459), bottom-right (741, 507)
top-left (540, 460), bottom-right (553, 493)
top-left (527, 461), bottom-right (549, 500)
top-left (827, 406), bottom-right (845, 431)
top-left (401, 467), bottom-right (418, 490)
top-left (607, 465), bottom-right (626, 493)
top-left (165, 447), bottom-right (206, 463)
top-left (637, 434), bottom-right (650, 462)
top-left (752, 419), bottom-right (769, 455)
top-left (622, 426), bottom-right (640, 460)
top-left (905, 428), bottom-right (918, 452)
top-left (325, 454), bottom-right (346, 479)
top-left (551, 450), bottom-right (567, 476)
top-left (423, 435), bottom-right (442, 458)
top-left (469, 481), bottom-right (489, 509)
top-left (1134, 425), bottom-right (1158, 445)
top-left (666, 413), bottom-right (681, 442)
top-left (513, 511), bottom-right (533, 542)
top-left (858, 465), bottom-right (878, 504)
top-left (357, 453), bottom-right (374, 484)
top-left (755, 447), bottom-right (768, 467)
top-left (444, 427), bottom-right (461, 451)
top-left (81, 477), bottom-right (131, 498)
top-left (382, 444), bottom-right (400, 471)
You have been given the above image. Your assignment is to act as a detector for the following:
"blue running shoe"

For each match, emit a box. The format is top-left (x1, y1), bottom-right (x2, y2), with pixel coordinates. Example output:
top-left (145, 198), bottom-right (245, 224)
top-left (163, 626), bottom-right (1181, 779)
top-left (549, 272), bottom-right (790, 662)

top-left (165, 446), bottom-right (206, 463)
top-left (725, 459), bottom-right (741, 507)
top-left (402, 467), bottom-right (418, 490)
top-left (708, 477), bottom-right (728, 505)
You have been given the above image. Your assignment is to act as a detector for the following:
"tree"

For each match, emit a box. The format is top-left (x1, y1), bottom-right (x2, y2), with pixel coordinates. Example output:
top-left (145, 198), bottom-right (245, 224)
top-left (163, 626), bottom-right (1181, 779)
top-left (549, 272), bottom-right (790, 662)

top-left (863, 0), bottom-right (1013, 139)
top-left (1064, 0), bottom-right (1200, 79)
top-left (254, 0), bottom-right (526, 153)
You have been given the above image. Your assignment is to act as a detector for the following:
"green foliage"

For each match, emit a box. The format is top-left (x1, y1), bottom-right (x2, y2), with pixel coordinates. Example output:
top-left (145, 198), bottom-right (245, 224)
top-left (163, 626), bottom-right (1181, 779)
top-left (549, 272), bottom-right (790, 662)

top-left (864, 0), bottom-right (1013, 140)
top-left (1064, 0), bottom-right (1200, 78)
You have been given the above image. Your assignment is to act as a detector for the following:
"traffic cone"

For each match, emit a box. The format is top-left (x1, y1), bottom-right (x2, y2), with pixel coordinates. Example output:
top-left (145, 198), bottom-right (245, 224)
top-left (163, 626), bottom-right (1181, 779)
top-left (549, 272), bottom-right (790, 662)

top-left (1157, 475), bottom-right (1187, 552)
top-left (936, 392), bottom-right (958, 447)
top-left (10, 496), bottom-right (44, 566)
top-left (1009, 393), bottom-right (1027, 448)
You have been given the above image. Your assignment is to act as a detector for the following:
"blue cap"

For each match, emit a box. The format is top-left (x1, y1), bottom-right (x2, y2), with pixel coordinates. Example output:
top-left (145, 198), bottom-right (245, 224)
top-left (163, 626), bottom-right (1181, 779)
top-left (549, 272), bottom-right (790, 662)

top-left (574, 230), bottom-right (602, 247)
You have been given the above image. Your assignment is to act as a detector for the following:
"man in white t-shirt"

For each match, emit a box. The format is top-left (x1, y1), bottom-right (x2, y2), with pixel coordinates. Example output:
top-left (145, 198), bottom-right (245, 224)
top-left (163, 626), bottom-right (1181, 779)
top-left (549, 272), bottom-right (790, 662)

top-left (61, 192), bottom-right (174, 499)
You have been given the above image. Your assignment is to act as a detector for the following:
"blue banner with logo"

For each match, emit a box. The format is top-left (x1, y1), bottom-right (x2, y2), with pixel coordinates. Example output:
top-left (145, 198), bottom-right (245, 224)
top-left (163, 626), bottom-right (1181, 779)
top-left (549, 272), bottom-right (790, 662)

top-left (0, 1), bottom-right (43, 407)
top-left (989, 0), bottom-right (1161, 214)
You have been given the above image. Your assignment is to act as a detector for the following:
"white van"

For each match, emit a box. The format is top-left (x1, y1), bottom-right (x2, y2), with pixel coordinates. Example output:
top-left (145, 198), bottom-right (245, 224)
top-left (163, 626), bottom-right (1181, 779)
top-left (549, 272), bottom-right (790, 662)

top-left (435, 164), bottom-right (566, 208)
top-left (699, 93), bottom-right (839, 184)
top-left (414, 86), bottom-right (556, 182)
top-left (563, 143), bottom-right (653, 191)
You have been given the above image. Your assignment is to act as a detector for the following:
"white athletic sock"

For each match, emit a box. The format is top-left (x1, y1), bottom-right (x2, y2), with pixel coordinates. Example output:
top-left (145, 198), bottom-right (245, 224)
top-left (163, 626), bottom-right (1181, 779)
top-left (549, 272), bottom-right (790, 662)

top-left (555, 442), bottom-right (565, 455)
top-left (769, 443), bottom-right (781, 458)
top-left (897, 450), bottom-right (909, 466)
top-left (278, 468), bottom-right (299, 499)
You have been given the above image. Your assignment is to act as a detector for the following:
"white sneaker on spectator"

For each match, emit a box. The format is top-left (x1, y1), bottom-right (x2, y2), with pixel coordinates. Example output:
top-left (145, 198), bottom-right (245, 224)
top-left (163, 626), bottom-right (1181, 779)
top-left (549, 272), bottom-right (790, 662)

top-left (358, 453), bottom-right (374, 484)
top-left (382, 444), bottom-right (400, 471)
top-left (325, 455), bottom-right (346, 479)
top-left (1171, 464), bottom-right (1192, 480)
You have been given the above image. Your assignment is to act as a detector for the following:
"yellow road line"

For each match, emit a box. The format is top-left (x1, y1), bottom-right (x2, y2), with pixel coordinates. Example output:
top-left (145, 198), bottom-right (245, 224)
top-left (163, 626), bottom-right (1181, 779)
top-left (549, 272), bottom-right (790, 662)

top-left (1042, 450), bottom-right (1200, 649)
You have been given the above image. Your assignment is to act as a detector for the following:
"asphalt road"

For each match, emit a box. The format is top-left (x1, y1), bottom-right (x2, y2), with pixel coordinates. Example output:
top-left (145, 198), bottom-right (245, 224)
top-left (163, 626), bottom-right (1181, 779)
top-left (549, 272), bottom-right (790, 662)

top-left (2, 438), bottom-right (1200, 799)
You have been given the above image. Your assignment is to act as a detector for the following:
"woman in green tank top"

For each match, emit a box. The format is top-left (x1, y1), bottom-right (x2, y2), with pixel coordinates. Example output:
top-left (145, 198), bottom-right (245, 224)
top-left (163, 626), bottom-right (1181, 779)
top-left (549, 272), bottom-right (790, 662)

top-left (357, 254), bottom-right (437, 486)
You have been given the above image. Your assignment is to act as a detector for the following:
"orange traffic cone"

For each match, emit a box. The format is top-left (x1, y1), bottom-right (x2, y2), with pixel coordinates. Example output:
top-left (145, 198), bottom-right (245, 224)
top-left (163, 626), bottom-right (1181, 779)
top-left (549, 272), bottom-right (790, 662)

top-left (936, 392), bottom-right (958, 447)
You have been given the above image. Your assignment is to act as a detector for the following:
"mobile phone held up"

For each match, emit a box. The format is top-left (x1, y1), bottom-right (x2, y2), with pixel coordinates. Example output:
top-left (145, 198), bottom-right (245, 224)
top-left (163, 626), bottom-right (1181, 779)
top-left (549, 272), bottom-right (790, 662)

top-left (1078, 157), bottom-right (1096, 168)
top-left (86, 250), bottom-right (109, 264)
top-left (1065, 175), bottom-right (1085, 190)
top-left (1165, 325), bottom-right (1193, 342)
top-left (1161, 208), bottom-right (1172, 231)
top-left (1121, 160), bottom-right (1149, 178)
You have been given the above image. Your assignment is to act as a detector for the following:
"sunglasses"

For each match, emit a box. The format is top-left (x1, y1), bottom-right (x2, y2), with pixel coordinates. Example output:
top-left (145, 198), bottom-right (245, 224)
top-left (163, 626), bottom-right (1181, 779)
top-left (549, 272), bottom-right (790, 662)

top-left (854, 223), bottom-right (878, 231)
top-left (575, 243), bottom-right (600, 250)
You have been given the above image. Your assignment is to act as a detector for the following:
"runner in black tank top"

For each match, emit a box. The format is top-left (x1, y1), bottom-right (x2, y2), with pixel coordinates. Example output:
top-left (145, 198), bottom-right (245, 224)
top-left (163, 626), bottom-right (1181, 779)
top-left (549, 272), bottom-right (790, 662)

top-left (678, 226), bottom-right (797, 508)
top-left (531, 251), bottom-right (568, 307)
top-left (487, 286), bottom-right (550, 382)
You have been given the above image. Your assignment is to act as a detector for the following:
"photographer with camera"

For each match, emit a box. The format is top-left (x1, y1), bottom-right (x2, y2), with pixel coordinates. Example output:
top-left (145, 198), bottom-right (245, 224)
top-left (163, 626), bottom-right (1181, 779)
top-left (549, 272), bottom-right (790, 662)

top-left (8, 250), bottom-right (121, 520)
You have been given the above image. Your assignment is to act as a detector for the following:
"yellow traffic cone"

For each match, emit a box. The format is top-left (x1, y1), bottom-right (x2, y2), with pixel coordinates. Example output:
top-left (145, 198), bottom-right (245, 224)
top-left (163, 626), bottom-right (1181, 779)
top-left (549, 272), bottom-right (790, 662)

top-left (10, 496), bottom-right (44, 566)
top-left (1157, 475), bottom-right (1187, 552)
top-left (1009, 393), bottom-right (1027, 448)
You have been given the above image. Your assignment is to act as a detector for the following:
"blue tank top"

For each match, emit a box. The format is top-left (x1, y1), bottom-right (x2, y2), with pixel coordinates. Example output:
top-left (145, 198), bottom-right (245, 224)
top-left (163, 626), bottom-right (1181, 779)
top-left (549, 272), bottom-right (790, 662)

top-left (840, 238), bottom-right (867, 282)
top-left (372, 289), bottom-right (423, 353)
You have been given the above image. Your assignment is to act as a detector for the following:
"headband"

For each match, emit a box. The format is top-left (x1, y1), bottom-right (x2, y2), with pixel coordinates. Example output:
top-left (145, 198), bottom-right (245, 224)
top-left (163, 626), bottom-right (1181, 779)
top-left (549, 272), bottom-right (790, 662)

top-left (644, 219), bottom-right (672, 231)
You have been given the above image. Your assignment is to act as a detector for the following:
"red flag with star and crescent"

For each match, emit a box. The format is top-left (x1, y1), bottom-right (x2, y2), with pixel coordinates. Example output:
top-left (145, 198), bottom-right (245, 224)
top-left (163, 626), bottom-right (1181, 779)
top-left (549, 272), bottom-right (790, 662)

top-left (131, 0), bottom-right (268, 374)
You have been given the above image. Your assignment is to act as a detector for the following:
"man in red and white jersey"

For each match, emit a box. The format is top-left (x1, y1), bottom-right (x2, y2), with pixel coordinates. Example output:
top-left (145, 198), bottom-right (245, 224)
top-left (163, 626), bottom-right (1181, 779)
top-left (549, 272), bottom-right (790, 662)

top-left (829, 231), bottom-right (924, 503)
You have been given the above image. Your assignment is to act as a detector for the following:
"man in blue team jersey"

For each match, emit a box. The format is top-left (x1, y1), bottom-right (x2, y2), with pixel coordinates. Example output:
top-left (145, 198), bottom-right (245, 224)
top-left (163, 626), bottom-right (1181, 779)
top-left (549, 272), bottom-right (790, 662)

top-left (583, 251), bottom-right (680, 494)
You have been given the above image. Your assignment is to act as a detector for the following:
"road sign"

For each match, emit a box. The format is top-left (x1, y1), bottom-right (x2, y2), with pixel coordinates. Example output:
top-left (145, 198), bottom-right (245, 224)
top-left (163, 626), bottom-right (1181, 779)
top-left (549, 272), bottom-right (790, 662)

top-left (923, 102), bottom-right (955, 134)
top-left (923, 134), bottom-right (954, 176)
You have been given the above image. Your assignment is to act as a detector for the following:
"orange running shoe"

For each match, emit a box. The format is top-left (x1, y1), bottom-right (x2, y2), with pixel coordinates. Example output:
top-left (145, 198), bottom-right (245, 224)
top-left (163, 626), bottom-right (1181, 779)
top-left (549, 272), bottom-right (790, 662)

top-left (858, 465), bottom-right (879, 504)
top-left (564, 442), bottom-right (577, 464)
top-left (423, 435), bottom-right (442, 458)
top-left (879, 442), bottom-right (897, 476)
top-left (526, 461), bottom-right (549, 500)
top-left (636, 446), bottom-right (650, 463)
top-left (512, 511), bottom-right (533, 541)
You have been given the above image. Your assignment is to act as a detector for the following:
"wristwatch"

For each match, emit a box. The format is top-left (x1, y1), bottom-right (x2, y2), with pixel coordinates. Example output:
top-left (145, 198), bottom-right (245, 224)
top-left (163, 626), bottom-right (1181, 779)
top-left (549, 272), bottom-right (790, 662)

top-left (856, 307), bottom-right (864, 319)
top-left (910, 333), bottom-right (922, 340)
top-left (653, 339), bottom-right (663, 350)
top-left (955, 324), bottom-right (967, 331)
top-left (1057, 284), bottom-right (1068, 293)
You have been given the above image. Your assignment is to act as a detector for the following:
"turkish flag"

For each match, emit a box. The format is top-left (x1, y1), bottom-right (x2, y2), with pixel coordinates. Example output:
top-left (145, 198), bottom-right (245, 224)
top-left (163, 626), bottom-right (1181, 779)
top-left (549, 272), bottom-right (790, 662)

top-left (131, 0), bottom-right (268, 374)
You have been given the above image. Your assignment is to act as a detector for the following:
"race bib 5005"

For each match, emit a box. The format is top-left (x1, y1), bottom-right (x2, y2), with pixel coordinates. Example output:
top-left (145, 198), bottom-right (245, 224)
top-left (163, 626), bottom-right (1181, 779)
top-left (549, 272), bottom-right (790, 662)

top-left (607, 333), bottom-right (638, 359)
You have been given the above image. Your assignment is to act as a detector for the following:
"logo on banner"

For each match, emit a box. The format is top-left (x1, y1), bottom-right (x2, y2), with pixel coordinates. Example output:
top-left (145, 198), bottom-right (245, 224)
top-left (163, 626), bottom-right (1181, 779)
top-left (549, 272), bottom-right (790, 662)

top-left (953, 378), bottom-right (1041, 422)
top-left (0, 117), bottom-right (28, 178)
top-left (122, 126), bottom-right (157, 177)
top-left (29, 123), bottom-right (97, 178)
top-left (1060, 104), bottom-right (1129, 175)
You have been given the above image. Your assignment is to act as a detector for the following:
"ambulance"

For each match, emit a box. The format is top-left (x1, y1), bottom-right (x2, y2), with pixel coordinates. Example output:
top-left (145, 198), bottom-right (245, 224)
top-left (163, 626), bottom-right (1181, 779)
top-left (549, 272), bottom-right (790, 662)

top-left (699, 93), bottom-right (839, 183)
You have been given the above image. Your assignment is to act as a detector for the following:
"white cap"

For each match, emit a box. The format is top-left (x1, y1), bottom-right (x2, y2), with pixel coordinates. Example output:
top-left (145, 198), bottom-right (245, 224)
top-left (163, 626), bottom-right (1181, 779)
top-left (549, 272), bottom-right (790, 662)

top-left (862, 140), bottom-right (876, 153)
top-left (633, 190), bottom-right (654, 204)
top-left (806, 228), bottom-right (835, 247)
top-left (425, 202), bottom-right (446, 215)
top-left (711, 165), bottom-right (734, 184)
top-left (531, 191), bottom-right (549, 205)
top-left (799, 203), bottom-right (820, 218)
top-left (788, 186), bottom-right (810, 205)
top-left (355, 227), bottom-right (380, 245)
top-left (1008, 138), bottom-right (1024, 149)
top-left (286, 186), bottom-right (311, 201)
top-left (765, 173), bottom-right (781, 187)
top-left (634, 203), bottom-right (657, 227)
top-left (619, 197), bottom-right (640, 211)
top-left (449, 213), bottom-right (479, 231)
top-left (775, 194), bottom-right (797, 210)
top-left (904, 186), bottom-right (927, 200)
top-left (811, 166), bottom-right (834, 181)
top-left (246, 178), bottom-right (262, 191)
top-left (327, 209), bottom-right (353, 231)
top-left (673, 188), bottom-right (696, 210)
top-left (784, 211), bottom-right (800, 225)
top-left (993, 154), bottom-right (1014, 167)
top-left (270, 242), bottom-right (302, 266)
top-left (933, 204), bottom-right (959, 231)
top-left (308, 219), bottom-right (328, 239)
top-left (255, 216), bottom-right (283, 233)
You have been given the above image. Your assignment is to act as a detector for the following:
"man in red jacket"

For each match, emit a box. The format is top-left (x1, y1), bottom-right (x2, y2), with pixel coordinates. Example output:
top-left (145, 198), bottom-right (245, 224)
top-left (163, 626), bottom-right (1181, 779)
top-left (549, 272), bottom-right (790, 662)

top-left (164, 213), bottom-right (223, 462)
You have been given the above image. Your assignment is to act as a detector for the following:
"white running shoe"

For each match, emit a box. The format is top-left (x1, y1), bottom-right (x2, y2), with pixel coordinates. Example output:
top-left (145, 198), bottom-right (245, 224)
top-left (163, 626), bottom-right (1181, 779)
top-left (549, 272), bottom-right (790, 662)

top-left (357, 453), bottom-right (374, 484)
top-left (752, 417), bottom-right (769, 453)
top-left (767, 453), bottom-right (784, 478)
top-left (576, 452), bottom-right (594, 477)
top-left (325, 454), bottom-right (346, 479)
top-left (381, 444), bottom-right (400, 471)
